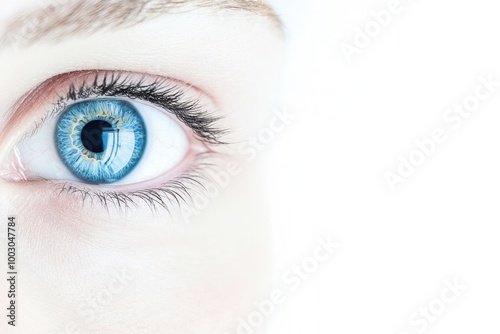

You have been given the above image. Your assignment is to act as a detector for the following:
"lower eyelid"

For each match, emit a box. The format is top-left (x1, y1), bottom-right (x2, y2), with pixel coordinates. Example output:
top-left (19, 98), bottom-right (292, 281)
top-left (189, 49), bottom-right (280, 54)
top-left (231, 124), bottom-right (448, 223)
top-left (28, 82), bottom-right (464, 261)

top-left (49, 149), bottom-right (225, 214)
top-left (2, 148), bottom-right (226, 217)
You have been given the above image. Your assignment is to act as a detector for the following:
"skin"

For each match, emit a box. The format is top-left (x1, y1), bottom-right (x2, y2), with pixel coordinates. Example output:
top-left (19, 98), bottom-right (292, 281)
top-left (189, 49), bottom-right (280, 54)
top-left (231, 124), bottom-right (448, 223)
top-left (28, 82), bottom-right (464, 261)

top-left (0, 1), bottom-right (284, 333)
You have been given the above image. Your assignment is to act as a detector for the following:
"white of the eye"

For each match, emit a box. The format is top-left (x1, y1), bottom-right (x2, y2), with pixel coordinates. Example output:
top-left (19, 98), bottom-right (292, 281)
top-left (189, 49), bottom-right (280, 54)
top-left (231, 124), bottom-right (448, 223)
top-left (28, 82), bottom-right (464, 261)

top-left (17, 99), bottom-right (189, 185)
top-left (118, 100), bottom-right (189, 184)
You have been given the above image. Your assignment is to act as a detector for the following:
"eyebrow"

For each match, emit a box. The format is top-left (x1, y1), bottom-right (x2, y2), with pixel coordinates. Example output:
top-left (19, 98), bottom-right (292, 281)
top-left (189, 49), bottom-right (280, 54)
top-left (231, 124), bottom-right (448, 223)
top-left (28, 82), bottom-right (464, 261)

top-left (0, 0), bottom-right (282, 51)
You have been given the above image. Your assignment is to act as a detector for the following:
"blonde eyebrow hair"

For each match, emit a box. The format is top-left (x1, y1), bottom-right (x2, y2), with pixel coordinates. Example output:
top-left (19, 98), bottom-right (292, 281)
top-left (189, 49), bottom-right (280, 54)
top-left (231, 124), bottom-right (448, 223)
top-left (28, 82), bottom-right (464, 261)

top-left (0, 0), bottom-right (282, 50)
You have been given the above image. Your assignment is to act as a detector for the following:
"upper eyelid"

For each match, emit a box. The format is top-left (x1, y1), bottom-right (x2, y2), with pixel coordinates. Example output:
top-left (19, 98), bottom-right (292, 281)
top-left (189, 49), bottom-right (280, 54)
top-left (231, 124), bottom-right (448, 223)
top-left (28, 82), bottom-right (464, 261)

top-left (65, 72), bottom-right (228, 145)
top-left (4, 70), bottom-right (228, 146)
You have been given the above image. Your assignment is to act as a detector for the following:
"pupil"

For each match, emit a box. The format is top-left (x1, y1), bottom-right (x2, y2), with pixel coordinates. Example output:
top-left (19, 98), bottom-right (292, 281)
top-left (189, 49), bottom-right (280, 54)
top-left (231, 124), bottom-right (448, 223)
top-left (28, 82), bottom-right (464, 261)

top-left (81, 120), bottom-right (112, 153)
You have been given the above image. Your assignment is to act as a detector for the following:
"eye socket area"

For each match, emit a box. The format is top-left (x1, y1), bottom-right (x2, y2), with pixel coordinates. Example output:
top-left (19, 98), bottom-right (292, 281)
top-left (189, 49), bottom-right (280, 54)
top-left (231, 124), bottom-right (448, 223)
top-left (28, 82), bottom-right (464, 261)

top-left (0, 71), bottom-right (223, 193)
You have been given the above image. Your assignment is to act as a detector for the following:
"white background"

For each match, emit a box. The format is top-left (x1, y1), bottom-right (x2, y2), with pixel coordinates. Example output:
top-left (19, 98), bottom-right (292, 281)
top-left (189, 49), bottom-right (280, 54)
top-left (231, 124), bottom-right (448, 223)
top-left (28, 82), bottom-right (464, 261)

top-left (266, 0), bottom-right (500, 333)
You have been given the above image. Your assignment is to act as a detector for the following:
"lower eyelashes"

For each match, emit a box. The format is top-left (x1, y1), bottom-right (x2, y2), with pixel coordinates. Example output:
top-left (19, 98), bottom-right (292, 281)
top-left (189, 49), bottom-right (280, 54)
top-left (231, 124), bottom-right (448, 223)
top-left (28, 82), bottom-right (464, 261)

top-left (56, 99), bottom-right (147, 184)
top-left (51, 150), bottom-right (223, 214)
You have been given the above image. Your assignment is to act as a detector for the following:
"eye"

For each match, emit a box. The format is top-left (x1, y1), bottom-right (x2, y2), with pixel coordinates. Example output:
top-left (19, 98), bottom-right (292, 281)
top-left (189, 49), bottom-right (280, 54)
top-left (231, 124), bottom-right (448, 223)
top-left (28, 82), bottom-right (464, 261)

top-left (24, 98), bottom-right (190, 185)
top-left (0, 71), bottom-right (225, 210)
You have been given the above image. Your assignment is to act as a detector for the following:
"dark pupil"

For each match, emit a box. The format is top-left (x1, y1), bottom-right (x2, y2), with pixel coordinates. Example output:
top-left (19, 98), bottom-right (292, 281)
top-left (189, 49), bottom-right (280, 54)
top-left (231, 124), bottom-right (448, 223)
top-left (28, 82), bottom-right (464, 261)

top-left (81, 120), bottom-right (112, 153)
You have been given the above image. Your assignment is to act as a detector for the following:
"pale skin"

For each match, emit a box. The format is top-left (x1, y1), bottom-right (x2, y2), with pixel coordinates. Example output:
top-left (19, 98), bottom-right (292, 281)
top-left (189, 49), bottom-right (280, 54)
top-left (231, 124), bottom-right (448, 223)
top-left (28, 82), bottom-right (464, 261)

top-left (0, 1), bottom-right (284, 333)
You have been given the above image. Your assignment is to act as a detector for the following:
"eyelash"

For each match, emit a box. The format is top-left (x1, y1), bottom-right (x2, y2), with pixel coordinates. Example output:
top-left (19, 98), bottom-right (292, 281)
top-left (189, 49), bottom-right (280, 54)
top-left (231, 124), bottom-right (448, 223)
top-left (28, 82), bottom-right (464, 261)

top-left (25, 71), bottom-right (228, 214)
top-left (37, 72), bottom-right (227, 144)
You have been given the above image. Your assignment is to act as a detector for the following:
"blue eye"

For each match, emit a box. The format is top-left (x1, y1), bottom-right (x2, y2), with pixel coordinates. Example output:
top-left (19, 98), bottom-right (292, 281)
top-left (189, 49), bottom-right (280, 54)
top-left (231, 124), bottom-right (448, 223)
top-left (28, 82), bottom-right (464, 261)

top-left (55, 99), bottom-right (147, 184)
top-left (10, 72), bottom-right (221, 201)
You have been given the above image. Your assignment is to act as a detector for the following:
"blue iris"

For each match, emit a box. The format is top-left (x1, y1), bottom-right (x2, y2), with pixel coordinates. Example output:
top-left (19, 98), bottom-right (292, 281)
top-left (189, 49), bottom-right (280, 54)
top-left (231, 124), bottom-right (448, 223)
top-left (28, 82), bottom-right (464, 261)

top-left (55, 99), bottom-right (146, 184)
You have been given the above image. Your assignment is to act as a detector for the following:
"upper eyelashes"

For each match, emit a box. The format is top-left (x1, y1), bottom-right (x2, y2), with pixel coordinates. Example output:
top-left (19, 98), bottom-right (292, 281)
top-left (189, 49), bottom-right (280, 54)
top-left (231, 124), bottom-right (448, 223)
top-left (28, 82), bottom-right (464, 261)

top-left (62, 72), bottom-right (227, 145)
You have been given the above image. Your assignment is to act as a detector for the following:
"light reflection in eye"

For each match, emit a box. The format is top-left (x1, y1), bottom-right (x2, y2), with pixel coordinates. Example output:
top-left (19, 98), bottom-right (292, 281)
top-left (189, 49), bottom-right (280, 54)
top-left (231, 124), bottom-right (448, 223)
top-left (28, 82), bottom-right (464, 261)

top-left (56, 99), bottom-right (147, 184)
